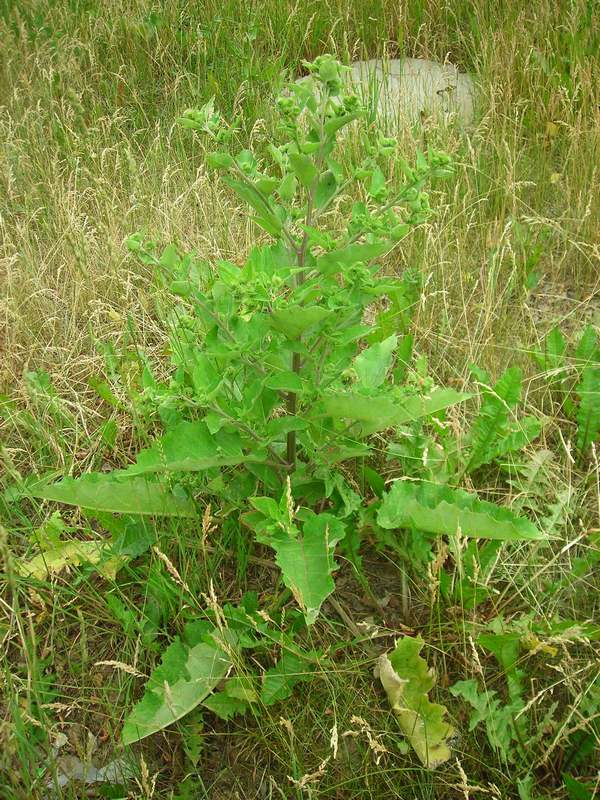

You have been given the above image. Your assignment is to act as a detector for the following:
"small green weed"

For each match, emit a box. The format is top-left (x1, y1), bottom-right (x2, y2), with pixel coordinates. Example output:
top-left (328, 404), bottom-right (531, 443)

top-left (533, 325), bottom-right (600, 459)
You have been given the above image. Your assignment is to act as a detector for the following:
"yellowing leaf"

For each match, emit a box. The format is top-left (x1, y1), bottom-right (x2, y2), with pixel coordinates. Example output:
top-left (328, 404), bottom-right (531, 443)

top-left (377, 636), bottom-right (454, 768)
top-left (520, 633), bottom-right (558, 657)
top-left (16, 539), bottom-right (122, 580)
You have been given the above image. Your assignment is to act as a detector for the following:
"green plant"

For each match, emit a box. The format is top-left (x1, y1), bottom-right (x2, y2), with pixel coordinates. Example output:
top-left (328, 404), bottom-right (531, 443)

top-left (384, 363), bottom-right (544, 490)
top-left (461, 365), bottom-right (543, 475)
top-left (451, 615), bottom-right (600, 777)
top-left (21, 56), bottom-right (546, 748)
top-left (121, 593), bottom-right (320, 745)
top-left (533, 325), bottom-right (600, 458)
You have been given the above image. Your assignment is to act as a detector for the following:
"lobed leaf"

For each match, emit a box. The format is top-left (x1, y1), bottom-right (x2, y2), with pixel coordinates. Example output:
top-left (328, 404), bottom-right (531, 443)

top-left (261, 651), bottom-right (316, 706)
top-left (474, 416), bottom-right (542, 468)
top-left (378, 480), bottom-right (543, 540)
top-left (202, 692), bottom-right (247, 721)
top-left (466, 367), bottom-right (530, 471)
top-left (575, 366), bottom-right (600, 455)
top-left (534, 327), bottom-right (566, 371)
top-left (257, 513), bottom-right (345, 624)
top-left (378, 636), bottom-right (454, 768)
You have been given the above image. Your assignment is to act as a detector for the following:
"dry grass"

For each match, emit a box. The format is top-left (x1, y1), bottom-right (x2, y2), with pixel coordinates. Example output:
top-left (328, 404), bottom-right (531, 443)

top-left (0, 0), bottom-right (599, 798)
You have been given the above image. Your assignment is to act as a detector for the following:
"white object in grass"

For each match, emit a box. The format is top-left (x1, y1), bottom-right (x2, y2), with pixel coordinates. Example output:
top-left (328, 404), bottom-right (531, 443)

top-left (346, 58), bottom-right (476, 126)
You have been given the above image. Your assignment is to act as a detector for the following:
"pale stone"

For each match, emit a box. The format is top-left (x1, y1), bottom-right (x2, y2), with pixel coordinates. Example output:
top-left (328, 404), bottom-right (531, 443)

top-left (347, 58), bottom-right (476, 126)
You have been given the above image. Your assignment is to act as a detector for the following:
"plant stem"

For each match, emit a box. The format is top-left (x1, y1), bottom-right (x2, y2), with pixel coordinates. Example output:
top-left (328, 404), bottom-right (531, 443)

top-left (285, 97), bottom-right (330, 471)
top-left (286, 351), bottom-right (301, 470)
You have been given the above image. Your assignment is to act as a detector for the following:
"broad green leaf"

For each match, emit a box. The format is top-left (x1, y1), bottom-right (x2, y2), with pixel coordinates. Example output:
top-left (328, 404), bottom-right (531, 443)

top-left (122, 637), bottom-right (230, 744)
top-left (222, 176), bottom-right (282, 232)
top-left (385, 389), bottom-right (470, 428)
top-left (96, 513), bottom-right (157, 558)
top-left (478, 632), bottom-right (521, 671)
top-left (320, 388), bottom-right (470, 435)
top-left (249, 495), bottom-right (281, 521)
top-left (315, 170), bottom-right (337, 209)
top-left (235, 149), bottom-right (257, 172)
top-left (223, 675), bottom-right (258, 702)
top-left (289, 152), bottom-right (317, 188)
top-left (31, 474), bottom-right (196, 517)
top-left (265, 372), bottom-right (304, 393)
top-left (334, 324), bottom-right (372, 345)
top-left (250, 214), bottom-right (283, 237)
top-left (244, 241), bottom-right (290, 279)
top-left (216, 260), bottom-right (242, 286)
top-left (378, 481), bottom-right (543, 540)
top-left (192, 355), bottom-right (221, 396)
top-left (257, 513), bottom-right (345, 624)
top-left (368, 166), bottom-right (386, 199)
top-left (122, 422), bottom-right (244, 475)
top-left (378, 636), bottom-right (454, 768)
top-left (261, 651), bottom-right (315, 706)
top-left (270, 305), bottom-right (331, 338)
top-left (202, 692), bottom-right (247, 721)
top-left (206, 151), bottom-right (234, 169)
top-left (255, 176), bottom-right (279, 196)
top-left (316, 241), bottom-right (390, 276)
top-left (319, 392), bottom-right (396, 423)
top-left (563, 774), bottom-right (595, 800)
top-left (278, 173), bottom-right (297, 202)
top-left (30, 510), bottom-right (68, 549)
top-left (354, 335), bottom-right (397, 388)
top-left (266, 416), bottom-right (308, 437)
top-left (15, 539), bottom-right (122, 581)
top-left (323, 111), bottom-right (360, 136)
